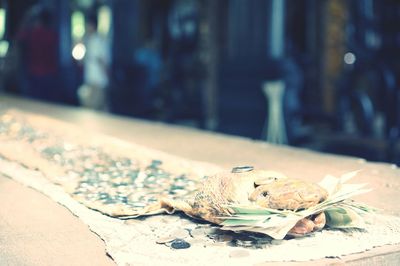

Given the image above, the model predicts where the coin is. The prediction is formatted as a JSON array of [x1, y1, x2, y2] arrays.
[[170, 239, 190, 249], [232, 234, 256, 248], [156, 236, 175, 244], [171, 229, 189, 239], [99, 192, 109, 200], [231, 166, 254, 173], [214, 234, 233, 242], [169, 189, 187, 196], [270, 239, 283, 245]]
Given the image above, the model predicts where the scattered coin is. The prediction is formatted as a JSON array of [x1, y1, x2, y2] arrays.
[[214, 234, 233, 242], [156, 236, 176, 244], [171, 229, 189, 239], [170, 238, 191, 249], [0, 112, 205, 221], [231, 166, 254, 173], [186, 238, 204, 245], [270, 239, 283, 245], [235, 239, 254, 247], [190, 228, 207, 238]]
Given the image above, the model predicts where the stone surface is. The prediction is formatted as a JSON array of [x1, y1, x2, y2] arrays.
[[0, 174, 114, 266]]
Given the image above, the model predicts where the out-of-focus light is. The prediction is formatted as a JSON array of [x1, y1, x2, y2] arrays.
[[0, 8, 6, 40], [72, 43, 86, 60], [98, 5, 111, 36], [0, 40, 9, 57], [344, 52, 356, 65], [72, 11, 85, 41]]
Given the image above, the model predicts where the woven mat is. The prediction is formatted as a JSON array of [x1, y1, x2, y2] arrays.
[[1, 110, 400, 265]]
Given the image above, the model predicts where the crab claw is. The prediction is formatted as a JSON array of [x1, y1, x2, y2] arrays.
[[288, 212, 326, 236]]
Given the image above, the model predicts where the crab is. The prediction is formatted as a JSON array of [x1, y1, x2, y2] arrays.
[[165, 166, 328, 237]]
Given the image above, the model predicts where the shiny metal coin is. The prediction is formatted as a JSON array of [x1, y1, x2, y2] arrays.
[[190, 228, 207, 238], [231, 166, 254, 173], [156, 236, 175, 244], [171, 229, 189, 239], [235, 239, 254, 247], [170, 239, 190, 249], [213, 234, 233, 242]]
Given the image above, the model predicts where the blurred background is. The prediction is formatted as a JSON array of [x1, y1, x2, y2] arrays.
[[0, 0, 399, 164]]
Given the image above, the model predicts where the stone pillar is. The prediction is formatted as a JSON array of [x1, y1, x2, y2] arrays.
[[198, 0, 219, 130]]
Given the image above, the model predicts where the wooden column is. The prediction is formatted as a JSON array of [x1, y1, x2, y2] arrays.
[[320, 0, 348, 114]]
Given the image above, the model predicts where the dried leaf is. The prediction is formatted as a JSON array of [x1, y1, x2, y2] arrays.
[[340, 170, 361, 183]]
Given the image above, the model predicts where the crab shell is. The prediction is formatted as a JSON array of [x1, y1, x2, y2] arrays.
[[187, 168, 328, 236], [249, 178, 328, 211]]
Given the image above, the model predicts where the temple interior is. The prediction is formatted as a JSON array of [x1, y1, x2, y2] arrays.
[[1, 0, 399, 164]]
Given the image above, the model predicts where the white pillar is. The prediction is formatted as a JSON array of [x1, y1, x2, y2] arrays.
[[269, 0, 285, 59]]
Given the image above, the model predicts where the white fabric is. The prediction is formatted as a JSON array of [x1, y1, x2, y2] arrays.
[[84, 34, 110, 89], [1, 157, 400, 265]]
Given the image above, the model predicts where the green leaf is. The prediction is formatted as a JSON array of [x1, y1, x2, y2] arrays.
[[324, 206, 364, 228]]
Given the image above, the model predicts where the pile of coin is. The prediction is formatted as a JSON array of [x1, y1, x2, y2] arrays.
[[0, 112, 200, 216]]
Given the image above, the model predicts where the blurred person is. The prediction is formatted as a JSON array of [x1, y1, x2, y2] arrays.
[[77, 14, 110, 110], [17, 7, 59, 101]]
